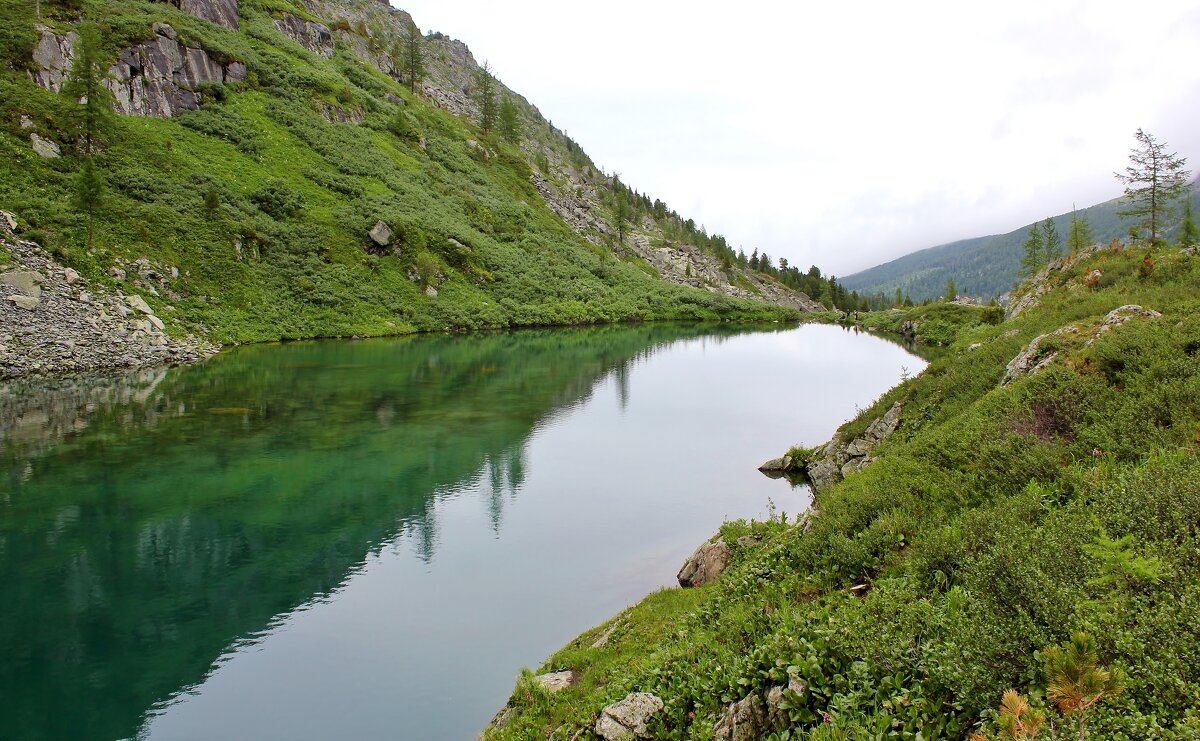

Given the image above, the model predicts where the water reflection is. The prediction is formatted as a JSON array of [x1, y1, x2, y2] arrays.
[[0, 323, 787, 741]]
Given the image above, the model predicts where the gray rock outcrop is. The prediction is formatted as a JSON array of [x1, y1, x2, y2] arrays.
[[158, 0, 240, 30], [532, 670, 577, 693], [30, 133, 61, 158], [368, 220, 393, 248], [804, 402, 902, 492], [29, 27, 77, 92], [713, 694, 767, 741], [677, 538, 732, 587], [1003, 305, 1162, 385], [274, 13, 335, 58], [595, 692, 664, 740], [30, 25, 245, 118], [758, 454, 793, 472]]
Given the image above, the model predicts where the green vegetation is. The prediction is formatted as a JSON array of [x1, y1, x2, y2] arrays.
[[1116, 129, 1191, 246], [0, 0, 797, 346], [487, 241, 1200, 739]]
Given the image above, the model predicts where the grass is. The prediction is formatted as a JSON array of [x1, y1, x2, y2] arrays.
[[485, 244, 1200, 739]]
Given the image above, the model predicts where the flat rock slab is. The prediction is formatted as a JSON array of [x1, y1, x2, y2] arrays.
[[533, 669, 577, 693]]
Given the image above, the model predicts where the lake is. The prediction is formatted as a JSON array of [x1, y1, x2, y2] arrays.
[[0, 322, 925, 740]]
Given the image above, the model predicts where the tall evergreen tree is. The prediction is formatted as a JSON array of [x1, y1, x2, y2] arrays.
[[1042, 217, 1062, 263], [474, 61, 498, 134], [1178, 198, 1199, 247], [945, 276, 956, 302], [498, 95, 521, 145], [1020, 222, 1045, 278], [398, 18, 424, 93], [1067, 205, 1094, 254], [1116, 128, 1191, 245], [74, 158, 105, 249], [62, 22, 114, 155]]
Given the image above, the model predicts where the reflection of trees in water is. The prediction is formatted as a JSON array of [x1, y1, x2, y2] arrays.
[[0, 322, 780, 741]]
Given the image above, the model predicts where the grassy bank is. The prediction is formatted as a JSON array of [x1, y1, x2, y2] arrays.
[[486, 243, 1200, 739]]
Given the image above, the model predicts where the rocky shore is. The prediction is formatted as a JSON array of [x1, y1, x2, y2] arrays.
[[0, 212, 218, 380]]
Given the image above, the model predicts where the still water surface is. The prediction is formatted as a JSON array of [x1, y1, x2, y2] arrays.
[[0, 323, 924, 740]]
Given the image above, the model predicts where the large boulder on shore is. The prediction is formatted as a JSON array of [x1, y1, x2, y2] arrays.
[[677, 538, 732, 587], [595, 692, 664, 740]]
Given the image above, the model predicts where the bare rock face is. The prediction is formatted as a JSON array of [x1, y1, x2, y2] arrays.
[[595, 693, 664, 740], [713, 694, 767, 741], [1003, 305, 1162, 385], [677, 538, 732, 587], [30, 25, 244, 118], [107, 26, 247, 117], [804, 402, 902, 492], [274, 13, 335, 58], [29, 27, 78, 92], [29, 133, 61, 158], [179, 0, 239, 30]]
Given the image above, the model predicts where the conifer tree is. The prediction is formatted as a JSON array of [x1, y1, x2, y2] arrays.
[[62, 22, 114, 155], [1067, 206, 1094, 254], [74, 158, 104, 249], [1042, 217, 1062, 263], [475, 62, 498, 134], [1116, 128, 1191, 245], [945, 276, 956, 302], [398, 18, 424, 93], [1178, 198, 1199, 247], [498, 95, 521, 145], [1020, 222, 1045, 278]]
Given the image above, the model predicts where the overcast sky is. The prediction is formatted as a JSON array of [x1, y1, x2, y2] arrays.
[[394, 0, 1200, 276]]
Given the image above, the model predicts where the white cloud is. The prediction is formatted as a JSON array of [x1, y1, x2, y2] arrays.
[[395, 0, 1200, 274]]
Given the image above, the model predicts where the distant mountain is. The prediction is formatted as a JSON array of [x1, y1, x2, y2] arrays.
[[842, 189, 1200, 301]]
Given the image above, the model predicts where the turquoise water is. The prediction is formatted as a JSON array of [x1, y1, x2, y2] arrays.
[[0, 323, 923, 740]]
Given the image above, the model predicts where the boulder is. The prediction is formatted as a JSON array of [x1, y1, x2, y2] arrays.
[[0, 212, 16, 232], [1104, 304, 1161, 326], [595, 692, 663, 740], [7, 295, 40, 311], [677, 538, 732, 587], [757, 454, 792, 472], [30, 133, 61, 158], [765, 675, 808, 728], [0, 271, 44, 297], [369, 220, 393, 247], [1003, 327, 1072, 384], [425, 285, 439, 298], [532, 670, 577, 693], [126, 295, 155, 315], [714, 694, 767, 741], [62, 268, 80, 285]]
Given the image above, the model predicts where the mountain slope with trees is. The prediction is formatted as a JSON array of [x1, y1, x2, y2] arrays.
[[0, 0, 820, 356], [842, 187, 1200, 302]]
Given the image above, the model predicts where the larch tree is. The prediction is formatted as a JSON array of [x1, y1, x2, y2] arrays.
[[62, 22, 114, 156], [498, 95, 521, 145], [1019, 222, 1045, 279], [398, 18, 424, 93], [1178, 198, 1199, 247], [1116, 128, 1191, 245], [1067, 205, 1094, 254], [1042, 217, 1063, 263], [474, 61, 498, 134]]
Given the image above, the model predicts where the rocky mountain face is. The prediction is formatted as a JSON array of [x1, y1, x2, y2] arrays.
[[25, 0, 818, 311]]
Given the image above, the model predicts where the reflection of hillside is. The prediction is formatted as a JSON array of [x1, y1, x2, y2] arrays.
[[0, 322, 775, 741]]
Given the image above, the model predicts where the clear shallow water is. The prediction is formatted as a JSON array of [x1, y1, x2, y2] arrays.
[[0, 323, 924, 741]]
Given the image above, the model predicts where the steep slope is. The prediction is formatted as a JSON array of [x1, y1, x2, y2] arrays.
[[843, 189, 1199, 301], [0, 0, 818, 365]]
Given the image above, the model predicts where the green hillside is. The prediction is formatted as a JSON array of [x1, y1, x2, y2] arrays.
[[485, 242, 1200, 739], [842, 190, 1200, 302], [0, 0, 801, 346]]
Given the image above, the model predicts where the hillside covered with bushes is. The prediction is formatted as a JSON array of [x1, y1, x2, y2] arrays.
[[0, 0, 815, 347], [485, 241, 1200, 739]]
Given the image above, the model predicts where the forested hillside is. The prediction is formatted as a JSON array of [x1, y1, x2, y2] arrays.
[[843, 189, 1200, 302], [0, 0, 818, 349]]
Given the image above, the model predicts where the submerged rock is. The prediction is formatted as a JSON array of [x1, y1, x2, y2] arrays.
[[595, 692, 663, 740], [677, 538, 731, 587]]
